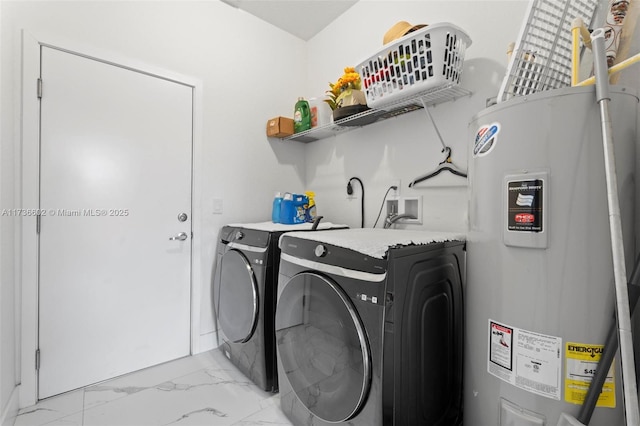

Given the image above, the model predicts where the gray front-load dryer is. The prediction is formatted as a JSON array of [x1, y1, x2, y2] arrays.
[[275, 228, 466, 425]]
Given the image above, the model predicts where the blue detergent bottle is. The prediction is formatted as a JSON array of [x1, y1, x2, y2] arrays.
[[279, 193, 294, 224], [280, 193, 309, 224], [292, 193, 309, 224], [272, 192, 283, 223]]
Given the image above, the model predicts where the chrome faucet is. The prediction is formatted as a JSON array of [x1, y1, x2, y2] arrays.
[[383, 213, 417, 229]]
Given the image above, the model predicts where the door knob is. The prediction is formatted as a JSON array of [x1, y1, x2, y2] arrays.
[[169, 232, 188, 241]]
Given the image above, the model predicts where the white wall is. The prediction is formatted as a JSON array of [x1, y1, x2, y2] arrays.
[[0, 0, 20, 421], [1, 0, 307, 410], [304, 0, 530, 232]]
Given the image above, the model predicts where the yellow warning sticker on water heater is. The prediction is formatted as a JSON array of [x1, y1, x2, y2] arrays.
[[565, 342, 615, 408]]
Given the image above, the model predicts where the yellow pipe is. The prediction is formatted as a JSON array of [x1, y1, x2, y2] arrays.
[[572, 26, 580, 86], [571, 18, 593, 86], [575, 52, 640, 86], [571, 18, 582, 86]]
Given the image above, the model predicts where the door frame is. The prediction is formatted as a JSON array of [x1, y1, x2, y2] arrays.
[[19, 29, 205, 407]]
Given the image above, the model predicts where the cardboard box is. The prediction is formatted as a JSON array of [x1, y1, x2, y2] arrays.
[[266, 116, 294, 138]]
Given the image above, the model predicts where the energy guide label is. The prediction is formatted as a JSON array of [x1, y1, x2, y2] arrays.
[[565, 342, 615, 408], [488, 320, 561, 400]]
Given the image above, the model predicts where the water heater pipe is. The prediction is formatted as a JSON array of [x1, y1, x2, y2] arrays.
[[591, 27, 639, 426]]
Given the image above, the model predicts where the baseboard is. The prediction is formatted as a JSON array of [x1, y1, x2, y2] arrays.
[[0, 385, 20, 426], [196, 330, 219, 354]]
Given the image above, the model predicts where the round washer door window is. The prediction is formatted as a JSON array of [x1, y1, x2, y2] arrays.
[[218, 249, 258, 343], [275, 272, 371, 423]]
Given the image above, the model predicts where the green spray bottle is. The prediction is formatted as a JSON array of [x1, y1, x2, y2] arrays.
[[293, 97, 311, 133]]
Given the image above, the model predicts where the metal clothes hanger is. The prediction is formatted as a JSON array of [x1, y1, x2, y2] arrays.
[[408, 99, 468, 188]]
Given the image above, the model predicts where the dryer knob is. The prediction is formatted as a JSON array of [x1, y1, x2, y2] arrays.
[[314, 244, 327, 258], [235, 231, 244, 240]]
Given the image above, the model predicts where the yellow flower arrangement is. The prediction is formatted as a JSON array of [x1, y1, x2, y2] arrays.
[[325, 67, 363, 110]]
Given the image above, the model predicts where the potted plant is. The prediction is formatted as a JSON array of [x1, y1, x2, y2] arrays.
[[325, 67, 370, 122]]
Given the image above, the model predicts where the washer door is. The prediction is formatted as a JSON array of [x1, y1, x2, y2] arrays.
[[275, 272, 371, 423], [218, 249, 258, 343]]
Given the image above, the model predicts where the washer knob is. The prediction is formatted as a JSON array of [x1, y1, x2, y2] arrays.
[[314, 244, 327, 257], [235, 231, 244, 240]]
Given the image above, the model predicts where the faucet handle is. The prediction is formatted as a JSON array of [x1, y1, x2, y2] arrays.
[[384, 213, 417, 229]]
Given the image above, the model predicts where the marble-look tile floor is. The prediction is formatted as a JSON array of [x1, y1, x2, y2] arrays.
[[13, 349, 294, 426]]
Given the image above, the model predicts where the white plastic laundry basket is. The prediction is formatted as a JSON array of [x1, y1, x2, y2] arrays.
[[356, 22, 472, 110]]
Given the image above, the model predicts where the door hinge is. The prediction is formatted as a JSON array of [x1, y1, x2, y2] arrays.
[[37, 78, 43, 99], [36, 215, 41, 234], [35, 349, 40, 370]]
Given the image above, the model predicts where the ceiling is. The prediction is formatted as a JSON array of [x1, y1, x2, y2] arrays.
[[220, 0, 359, 40]]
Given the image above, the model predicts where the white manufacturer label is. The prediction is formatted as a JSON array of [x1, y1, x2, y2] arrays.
[[488, 319, 562, 400]]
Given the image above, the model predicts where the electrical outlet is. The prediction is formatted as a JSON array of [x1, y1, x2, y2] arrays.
[[391, 179, 401, 197]]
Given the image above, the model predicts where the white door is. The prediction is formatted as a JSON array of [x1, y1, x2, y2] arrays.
[[38, 46, 193, 399]]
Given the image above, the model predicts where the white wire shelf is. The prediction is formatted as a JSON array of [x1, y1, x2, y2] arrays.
[[282, 84, 472, 143], [497, 0, 599, 102]]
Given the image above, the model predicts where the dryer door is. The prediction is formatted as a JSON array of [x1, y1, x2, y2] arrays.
[[218, 249, 259, 343], [275, 272, 371, 423]]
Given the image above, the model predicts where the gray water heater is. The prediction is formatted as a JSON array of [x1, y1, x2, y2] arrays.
[[466, 86, 638, 425]]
